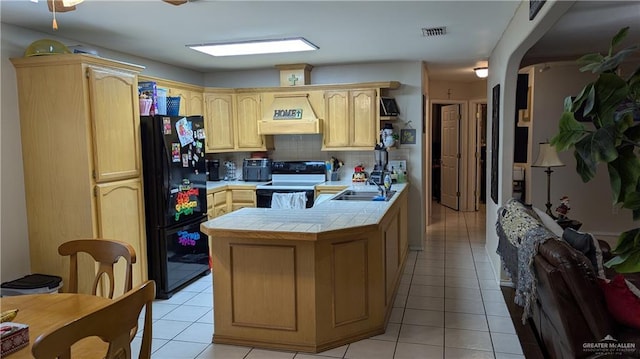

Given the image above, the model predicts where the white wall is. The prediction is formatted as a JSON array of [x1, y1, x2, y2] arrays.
[[486, 0, 575, 282], [530, 61, 637, 236], [206, 62, 426, 249]]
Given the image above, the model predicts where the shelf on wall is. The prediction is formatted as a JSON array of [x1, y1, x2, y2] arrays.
[[380, 116, 399, 121]]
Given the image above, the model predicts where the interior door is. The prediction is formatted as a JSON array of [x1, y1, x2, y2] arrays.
[[441, 104, 460, 210]]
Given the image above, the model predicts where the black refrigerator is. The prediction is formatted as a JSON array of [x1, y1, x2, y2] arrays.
[[140, 115, 210, 299]]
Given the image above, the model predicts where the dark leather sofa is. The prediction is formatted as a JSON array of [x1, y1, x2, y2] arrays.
[[532, 239, 640, 358]]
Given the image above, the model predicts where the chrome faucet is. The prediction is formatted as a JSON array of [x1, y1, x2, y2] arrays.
[[367, 178, 386, 197]]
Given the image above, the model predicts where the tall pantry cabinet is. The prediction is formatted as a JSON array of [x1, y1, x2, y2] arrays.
[[11, 54, 148, 297]]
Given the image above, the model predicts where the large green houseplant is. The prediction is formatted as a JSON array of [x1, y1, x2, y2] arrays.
[[551, 27, 640, 273]]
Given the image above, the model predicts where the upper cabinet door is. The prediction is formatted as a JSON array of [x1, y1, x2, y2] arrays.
[[350, 89, 377, 148], [236, 93, 264, 149], [204, 93, 235, 152], [87, 66, 141, 182], [323, 90, 350, 148], [189, 90, 204, 116]]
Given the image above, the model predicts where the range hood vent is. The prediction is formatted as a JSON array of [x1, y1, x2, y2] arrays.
[[259, 93, 322, 135]]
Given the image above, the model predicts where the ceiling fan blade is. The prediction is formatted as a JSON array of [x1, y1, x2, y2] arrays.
[[47, 0, 76, 13], [163, 0, 189, 5]]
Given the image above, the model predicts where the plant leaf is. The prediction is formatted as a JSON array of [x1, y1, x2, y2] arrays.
[[608, 145, 640, 205], [607, 251, 640, 273], [574, 143, 597, 182], [595, 46, 640, 73], [611, 228, 640, 255], [623, 191, 640, 212], [593, 73, 629, 126], [608, 163, 622, 204], [610, 26, 630, 51], [577, 52, 605, 67], [591, 126, 619, 162], [550, 112, 586, 151]]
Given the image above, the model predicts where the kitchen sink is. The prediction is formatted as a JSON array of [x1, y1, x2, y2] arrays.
[[332, 190, 396, 201]]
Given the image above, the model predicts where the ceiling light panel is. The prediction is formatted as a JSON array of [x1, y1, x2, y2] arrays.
[[188, 37, 318, 57]]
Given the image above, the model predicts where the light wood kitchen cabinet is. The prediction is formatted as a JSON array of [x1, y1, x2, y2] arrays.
[[11, 54, 147, 295], [211, 190, 229, 219], [137, 76, 204, 116], [204, 92, 235, 152], [94, 178, 147, 297], [189, 90, 204, 116], [89, 67, 141, 182], [167, 87, 204, 116], [236, 93, 266, 150], [204, 91, 272, 153], [323, 89, 379, 150], [230, 188, 256, 211]]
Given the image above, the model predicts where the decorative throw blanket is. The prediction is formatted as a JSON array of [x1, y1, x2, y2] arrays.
[[496, 199, 557, 324]]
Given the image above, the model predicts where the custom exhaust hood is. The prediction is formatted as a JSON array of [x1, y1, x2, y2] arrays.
[[258, 93, 322, 135], [258, 63, 321, 135]]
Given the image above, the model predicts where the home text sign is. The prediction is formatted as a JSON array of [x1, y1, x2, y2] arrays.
[[273, 109, 303, 120]]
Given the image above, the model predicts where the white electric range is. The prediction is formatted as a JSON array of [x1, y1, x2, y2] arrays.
[[255, 161, 327, 208]]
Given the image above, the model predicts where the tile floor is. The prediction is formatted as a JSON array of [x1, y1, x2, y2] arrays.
[[133, 204, 525, 358]]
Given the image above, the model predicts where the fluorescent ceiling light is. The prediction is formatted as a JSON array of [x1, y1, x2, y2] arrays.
[[474, 67, 488, 78], [188, 37, 318, 57]]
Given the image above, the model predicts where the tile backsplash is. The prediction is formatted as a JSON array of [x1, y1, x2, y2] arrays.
[[207, 134, 412, 180]]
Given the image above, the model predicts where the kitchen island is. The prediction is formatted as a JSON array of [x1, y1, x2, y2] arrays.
[[200, 184, 408, 353]]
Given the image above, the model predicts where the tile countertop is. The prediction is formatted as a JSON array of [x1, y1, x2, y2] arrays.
[[201, 183, 407, 234]]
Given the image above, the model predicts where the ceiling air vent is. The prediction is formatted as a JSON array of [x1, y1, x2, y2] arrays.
[[422, 26, 446, 37]]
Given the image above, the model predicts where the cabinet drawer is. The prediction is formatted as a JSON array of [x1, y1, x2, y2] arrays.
[[213, 191, 227, 206], [231, 189, 255, 203]]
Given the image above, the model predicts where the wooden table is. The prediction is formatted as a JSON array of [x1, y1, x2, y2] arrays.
[[1, 293, 111, 358]]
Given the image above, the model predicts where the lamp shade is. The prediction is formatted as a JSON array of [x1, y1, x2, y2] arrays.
[[532, 142, 564, 167]]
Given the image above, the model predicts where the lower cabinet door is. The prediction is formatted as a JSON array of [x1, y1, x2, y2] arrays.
[[95, 178, 148, 297]]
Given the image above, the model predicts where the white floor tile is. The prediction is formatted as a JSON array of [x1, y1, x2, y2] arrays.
[[491, 333, 524, 355], [408, 284, 445, 298], [487, 315, 517, 334], [195, 343, 251, 359], [444, 312, 489, 331], [343, 338, 396, 359], [245, 348, 296, 358], [411, 274, 445, 286], [161, 304, 212, 322], [402, 308, 444, 327], [444, 328, 493, 351], [152, 340, 210, 359], [370, 322, 400, 341], [152, 319, 192, 340], [312, 344, 348, 358], [173, 322, 214, 344], [444, 347, 495, 358], [444, 298, 486, 315], [398, 324, 444, 346], [184, 292, 214, 307], [405, 295, 445, 311], [393, 342, 443, 358], [483, 300, 511, 317]]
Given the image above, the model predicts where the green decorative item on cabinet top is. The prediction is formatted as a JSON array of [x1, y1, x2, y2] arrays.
[[24, 39, 71, 57]]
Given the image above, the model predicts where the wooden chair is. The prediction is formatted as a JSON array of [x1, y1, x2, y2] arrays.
[[31, 280, 155, 359], [58, 238, 136, 298]]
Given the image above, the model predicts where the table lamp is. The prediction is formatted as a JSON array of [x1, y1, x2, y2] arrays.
[[532, 142, 565, 218]]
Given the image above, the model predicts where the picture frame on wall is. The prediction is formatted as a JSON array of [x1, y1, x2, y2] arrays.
[[491, 84, 500, 205], [400, 129, 416, 144]]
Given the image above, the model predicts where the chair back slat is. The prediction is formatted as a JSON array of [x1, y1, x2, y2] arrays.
[[59, 238, 136, 298]]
